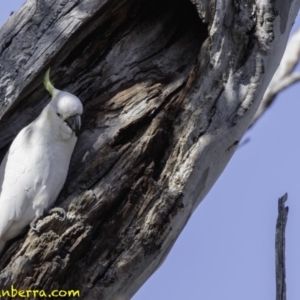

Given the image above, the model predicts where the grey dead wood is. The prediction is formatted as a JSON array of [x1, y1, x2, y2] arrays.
[[276, 194, 289, 300], [0, 0, 299, 299], [250, 28, 300, 128]]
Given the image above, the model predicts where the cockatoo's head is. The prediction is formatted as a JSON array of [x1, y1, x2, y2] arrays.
[[44, 69, 83, 138]]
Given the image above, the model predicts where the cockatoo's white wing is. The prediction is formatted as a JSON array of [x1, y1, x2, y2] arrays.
[[0, 151, 12, 237], [0, 124, 50, 239]]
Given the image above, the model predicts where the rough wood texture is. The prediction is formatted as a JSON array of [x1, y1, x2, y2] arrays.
[[275, 194, 289, 300], [0, 0, 299, 299]]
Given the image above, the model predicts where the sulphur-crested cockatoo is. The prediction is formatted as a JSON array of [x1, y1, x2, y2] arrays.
[[0, 69, 83, 253]]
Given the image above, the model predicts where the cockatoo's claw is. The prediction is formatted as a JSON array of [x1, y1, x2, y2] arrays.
[[30, 224, 39, 232], [49, 207, 67, 222], [61, 209, 66, 221], [30, 216, 43, 232]]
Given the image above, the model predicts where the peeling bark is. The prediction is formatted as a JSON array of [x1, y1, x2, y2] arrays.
[[0, 0, 299, 299]]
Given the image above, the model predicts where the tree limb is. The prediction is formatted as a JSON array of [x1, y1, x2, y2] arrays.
[[275, 193, 289, 300], [250, 28, 300, 128]]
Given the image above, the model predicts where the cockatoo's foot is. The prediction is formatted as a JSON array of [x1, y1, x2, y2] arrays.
[[30, 215, 44, 232], [48, 207, 67, 222], [30, 208, 66, 232]]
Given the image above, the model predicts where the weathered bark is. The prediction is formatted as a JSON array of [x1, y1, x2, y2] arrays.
[[0, 0, 299, 299]]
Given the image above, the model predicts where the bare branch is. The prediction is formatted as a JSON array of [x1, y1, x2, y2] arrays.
[[250, 29, 300, 128], [275, 193, 289, 300]]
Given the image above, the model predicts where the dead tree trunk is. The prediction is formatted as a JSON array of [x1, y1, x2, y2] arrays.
[[0, 0, 299, 299]]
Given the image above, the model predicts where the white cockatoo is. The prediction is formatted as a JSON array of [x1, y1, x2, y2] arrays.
[[0, 69, 83, 253]]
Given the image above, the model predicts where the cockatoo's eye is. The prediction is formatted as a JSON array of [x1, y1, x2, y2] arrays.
[[57, 112, 61, 117]]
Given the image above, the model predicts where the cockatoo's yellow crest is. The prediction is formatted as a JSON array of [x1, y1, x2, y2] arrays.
[[44, 68, 58, 98]]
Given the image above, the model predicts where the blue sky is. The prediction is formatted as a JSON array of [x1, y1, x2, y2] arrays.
[[0, 2, 299, 299]]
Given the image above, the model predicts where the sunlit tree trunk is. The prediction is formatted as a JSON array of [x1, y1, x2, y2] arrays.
[[0, 0, 299, 299]]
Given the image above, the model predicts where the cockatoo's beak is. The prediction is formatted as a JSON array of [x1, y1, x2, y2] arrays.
[[65, 114, 81, 137]]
